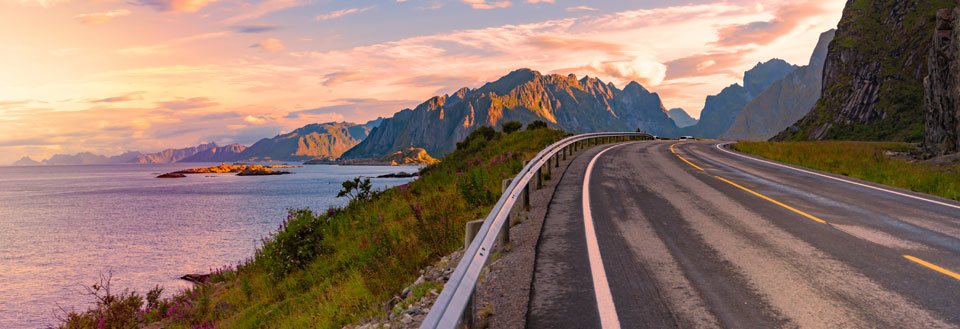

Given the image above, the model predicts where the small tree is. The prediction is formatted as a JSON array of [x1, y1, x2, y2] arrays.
[[337, 177, 374, 202], [502, 121, 523, 134], [526, 120, 548, 130]]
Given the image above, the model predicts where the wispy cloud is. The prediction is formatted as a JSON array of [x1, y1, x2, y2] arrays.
[[157, 97, 218, 110], [232, 23, 279, 34], [224, 0, 308, 24], [74, 9, 131, 25], [130, 0, 215, 13], [566, 6, 597, 12], [315, 6, 375, 21], [90, 92, 145, 103], [463, 0, 511, 10]]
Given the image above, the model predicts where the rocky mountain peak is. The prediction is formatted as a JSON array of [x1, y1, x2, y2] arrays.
[[743, 59, 797, 96], [479, 68, 542, 95]]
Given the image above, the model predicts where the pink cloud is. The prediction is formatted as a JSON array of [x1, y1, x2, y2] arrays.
[[132, 0, 215, 12], [463, 0, 511, 10], [713, 1, 830, 46], [315, 7, 375, 21], [251, 38, 285, 52], [74, 9, 131, 25]]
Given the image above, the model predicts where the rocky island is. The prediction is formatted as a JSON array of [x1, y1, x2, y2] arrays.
[[156, 164, 293, 178]]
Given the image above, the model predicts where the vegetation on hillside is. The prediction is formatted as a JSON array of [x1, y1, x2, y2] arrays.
[[733, 141, 960, 201], [58, 127, 566, 329]]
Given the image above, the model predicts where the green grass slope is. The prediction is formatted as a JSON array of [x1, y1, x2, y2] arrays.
[[58, 128, 566, 329], [733, 141, 960, 201]]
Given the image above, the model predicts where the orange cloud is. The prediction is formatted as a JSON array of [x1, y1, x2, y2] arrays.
[[251, 38, 285, 52], [713, 1, 830, 46]]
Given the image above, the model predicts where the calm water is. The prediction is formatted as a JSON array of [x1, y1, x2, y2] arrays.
[[0, 164, 418, 328]]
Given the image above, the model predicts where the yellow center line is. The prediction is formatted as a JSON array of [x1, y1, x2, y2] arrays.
[[903, 255, 960, 281], [672, 143, 960, 281], [713, 176, 828, 224], [670, 143, 704, 171]]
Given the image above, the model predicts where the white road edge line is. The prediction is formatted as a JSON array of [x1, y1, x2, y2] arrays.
[[583, 143, 630, 329], [715, 143, 960, 211]]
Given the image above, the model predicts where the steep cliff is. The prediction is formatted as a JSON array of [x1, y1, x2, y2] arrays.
[[776, 0, 956, 142], [723, 30, 836, 141], [681, 59, 797, 138], [341, 69, 677, 159], [923, 7, 960, 156], [239, 121, 379, 161]]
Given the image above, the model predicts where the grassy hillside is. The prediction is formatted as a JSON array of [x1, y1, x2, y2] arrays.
[[733, 141, 960, 201], [59, 127, 566, 329]]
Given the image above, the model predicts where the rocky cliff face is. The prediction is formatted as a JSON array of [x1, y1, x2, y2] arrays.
[[923, 7, 960, 156], [723, 30, 836, 141], [776, 0, 956, 142], [341, 69, 678, 159], [239, 121, 378, 161], [667, 108, 698, 128], [180, 144, 248, 162], [130, 143, 217, 164], [681, 59, 797, 138]]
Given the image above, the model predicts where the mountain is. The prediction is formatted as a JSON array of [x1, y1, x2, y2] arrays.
[[239, 121, 380, 161], [129, 143, 217, 164], [680, 59, 797, 138], [43, 152, 110, 165], [923, 6, 960, 156], [11, 156, 41, 166], [180, 144, 248, 162], [667, 108, 698, 128], [775, 0, 956, 142], [722, 30, 836, 141], [341, 68, 678, 159]]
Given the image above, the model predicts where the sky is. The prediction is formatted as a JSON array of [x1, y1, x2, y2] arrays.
[[0, 0, 845, 164]]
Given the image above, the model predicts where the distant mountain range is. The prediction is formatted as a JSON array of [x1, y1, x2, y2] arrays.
[[343, 69, 678, 159], [15, 120, 382, 166], [722, 30, 835, 141], [667, 108, 697, 128], [679, 59, 798, 139]]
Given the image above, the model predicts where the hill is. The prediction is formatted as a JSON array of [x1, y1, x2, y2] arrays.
[[667, 108, 697, 128], [239, 120, 381, 162]]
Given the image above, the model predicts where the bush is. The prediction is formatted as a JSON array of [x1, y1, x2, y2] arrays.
[[501, 121, 522, 134], [526, 120, 548, 130], [57, 272, 168, 329], [338, 177, 374, 203], [456, 126, 500, 151], [261, 209, 329, 278]]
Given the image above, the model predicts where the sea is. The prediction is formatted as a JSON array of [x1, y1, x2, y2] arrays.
[[0, 163, 419, 328]]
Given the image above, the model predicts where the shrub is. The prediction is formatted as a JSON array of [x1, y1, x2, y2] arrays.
[[337, 177, 374, 202], [456, 126, 500, 151], [501, 121, 523, 134], [261, 209, 329, 278], [526, 120, 548, 130]]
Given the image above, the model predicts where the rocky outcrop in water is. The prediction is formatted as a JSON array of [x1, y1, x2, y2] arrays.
[[341, 69, 678, 159], [723, 30, 835, 141], [776, 0, 954, 142], [924, 7, 960, 156]]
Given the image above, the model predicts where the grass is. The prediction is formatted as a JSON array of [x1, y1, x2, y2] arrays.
[[58, 127, 567, 329], [733, 141, 960, 201]]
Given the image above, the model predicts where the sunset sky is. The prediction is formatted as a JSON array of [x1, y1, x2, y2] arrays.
[[0, 0, 844, 163]]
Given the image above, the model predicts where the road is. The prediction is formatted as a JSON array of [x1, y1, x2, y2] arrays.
[[526, 140, 960, 328]]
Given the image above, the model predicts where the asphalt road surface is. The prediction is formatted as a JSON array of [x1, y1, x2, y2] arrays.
[[527, 140, 960, 328]]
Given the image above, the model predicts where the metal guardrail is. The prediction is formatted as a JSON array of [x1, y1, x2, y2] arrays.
[[421, 132, 654, 329]]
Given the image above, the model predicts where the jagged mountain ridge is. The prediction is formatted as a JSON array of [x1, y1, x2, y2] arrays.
[[775, 0, 957, 141], [180, 144, 248, 163], [130, 143, 217, 164], [341, 68, 678, 159], [722, 29, 836, 141], [680, 59, 798, 138], [239, 120, 381, 161], [667, 108, 698, 128]]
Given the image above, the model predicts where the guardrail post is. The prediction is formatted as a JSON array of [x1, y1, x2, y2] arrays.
[[500, 179, 512, 246], [535, 168, 542, 190], [523, 182, 530, 210], [462, 219, 483, 328], [544, 159, 551, 179]]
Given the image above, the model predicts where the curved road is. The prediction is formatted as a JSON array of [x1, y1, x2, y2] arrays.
[[527, 140, 960, 328]]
